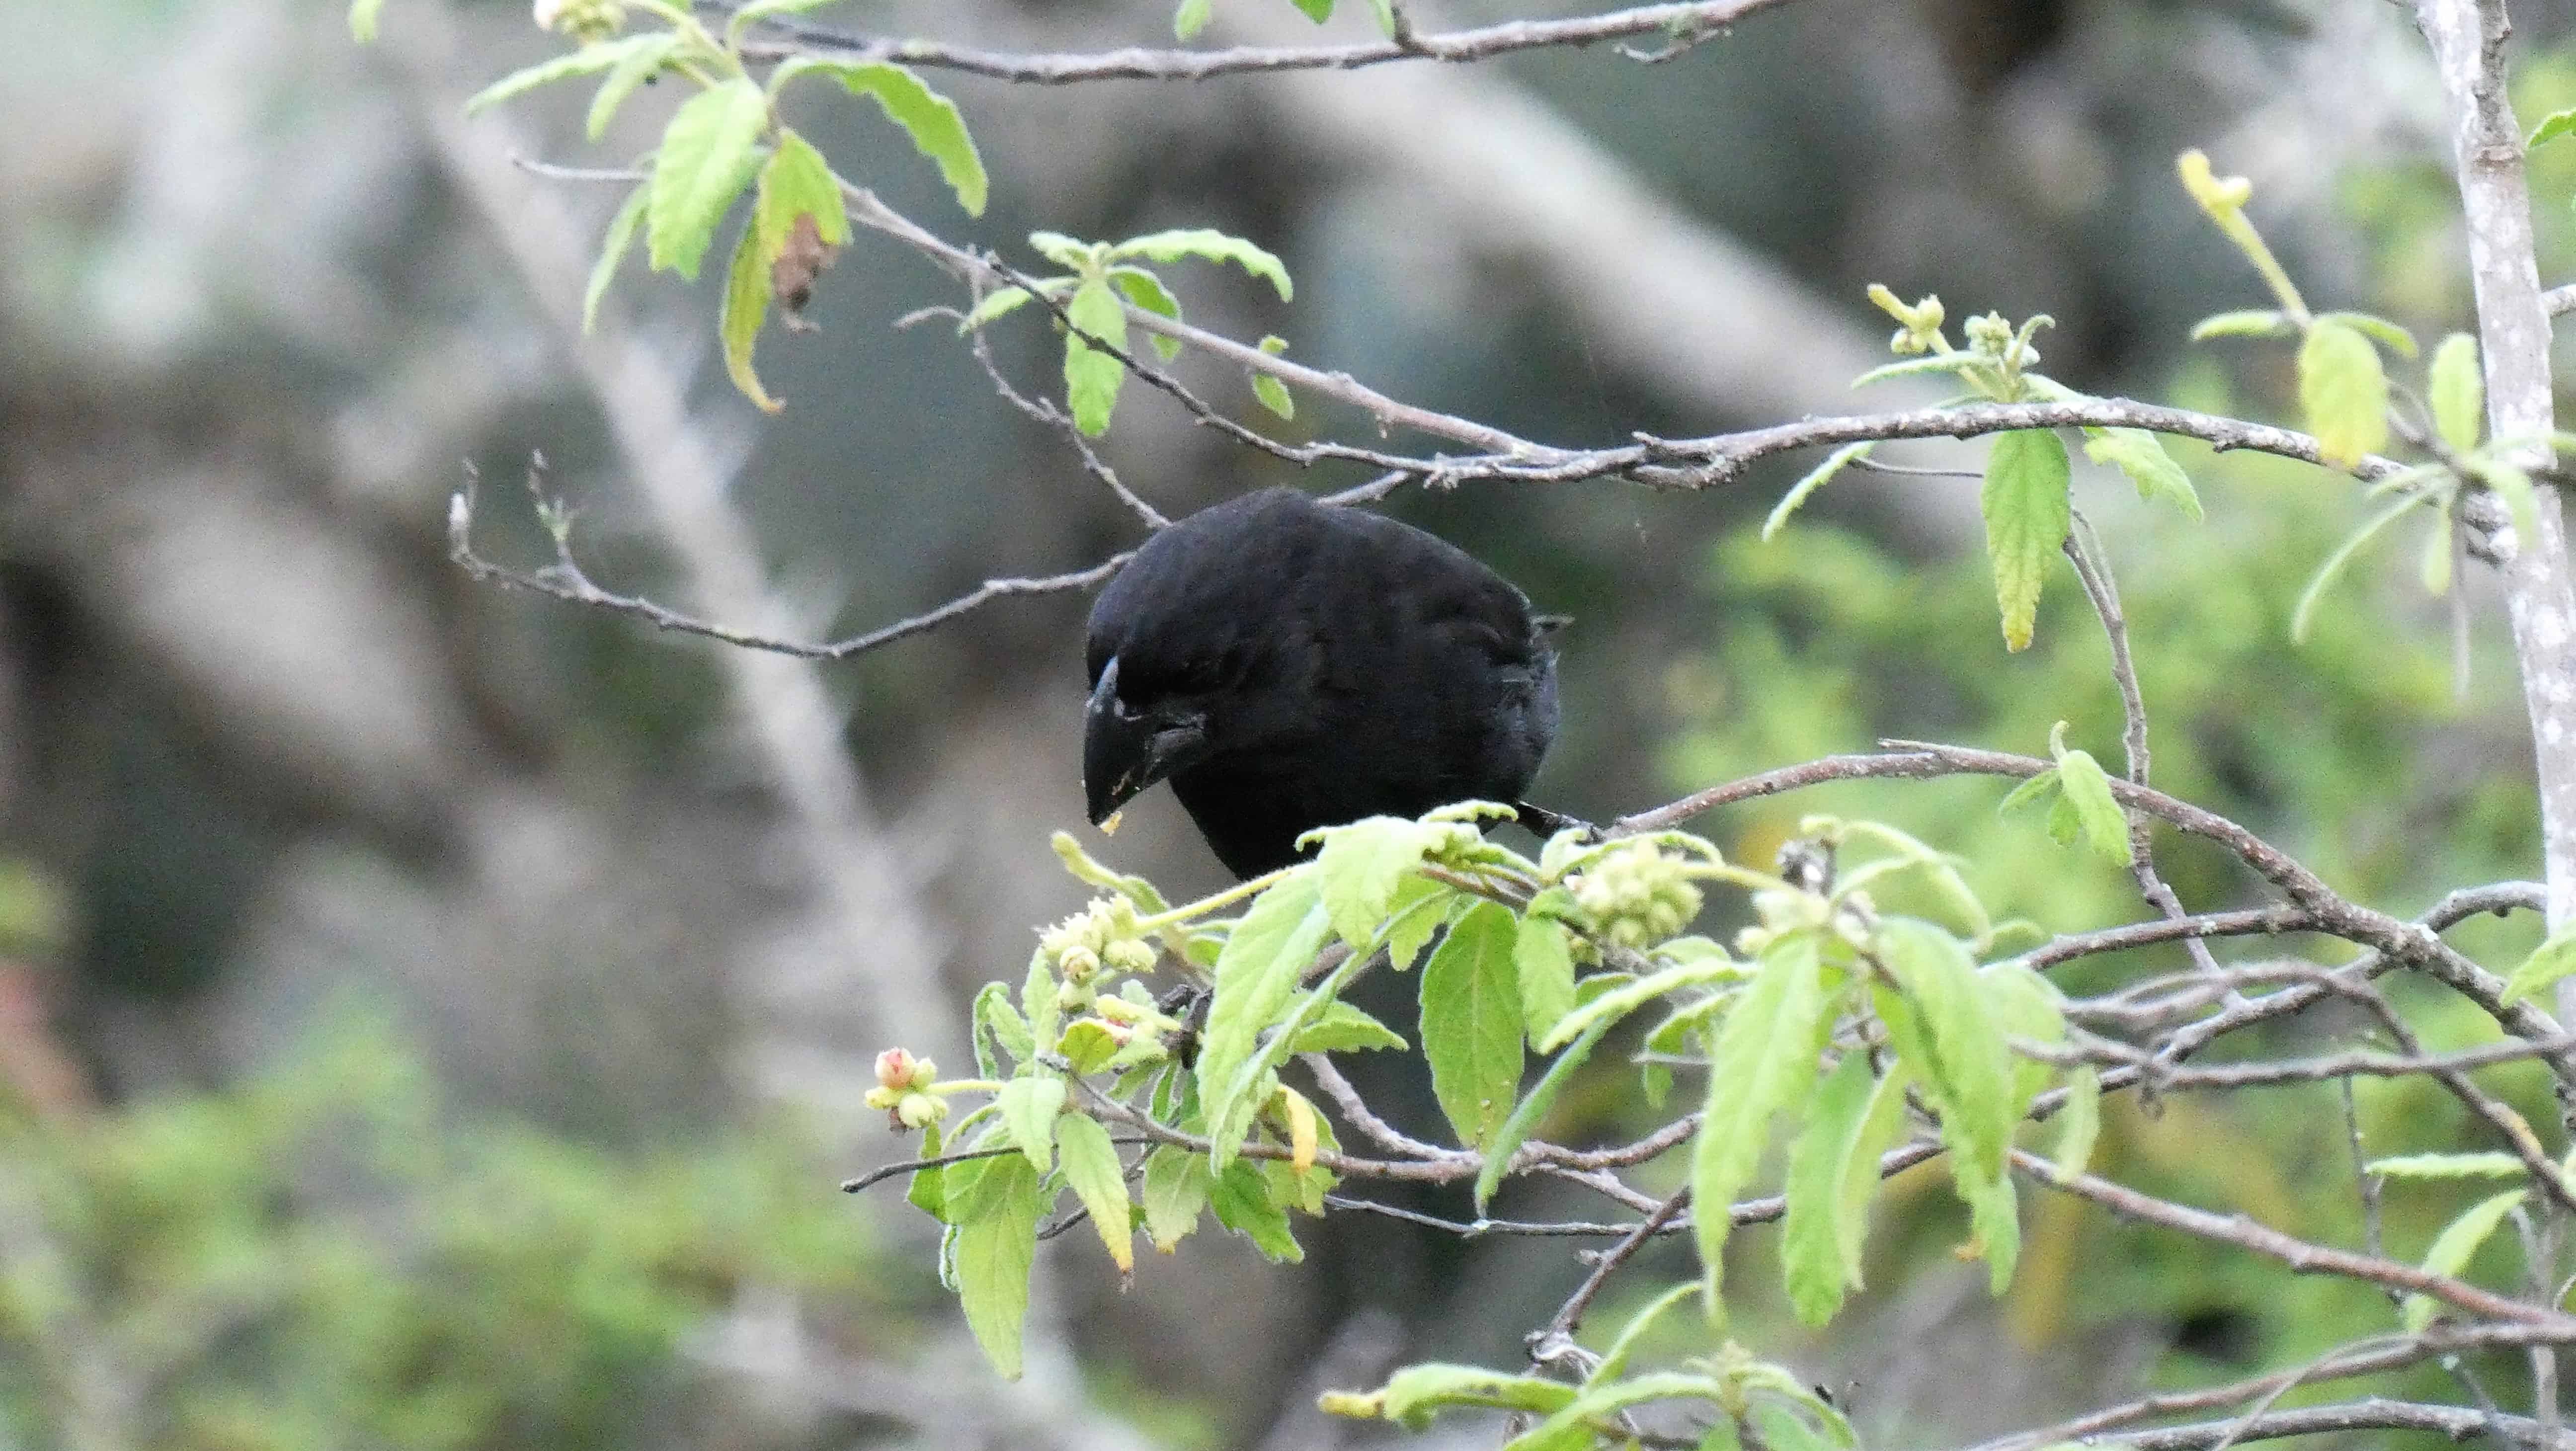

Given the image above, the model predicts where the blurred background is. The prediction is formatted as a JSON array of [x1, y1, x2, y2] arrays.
[[3, 0, 2574, 1446]]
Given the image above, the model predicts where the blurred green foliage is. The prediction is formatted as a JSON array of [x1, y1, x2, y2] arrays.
[[0, 1018, 885, 1451]]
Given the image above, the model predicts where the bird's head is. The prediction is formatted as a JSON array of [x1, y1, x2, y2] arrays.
[[1084, 656, 1214, 827]]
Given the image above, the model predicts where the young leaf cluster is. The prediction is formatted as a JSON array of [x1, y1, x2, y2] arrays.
[[960, 229, 1296, 435]]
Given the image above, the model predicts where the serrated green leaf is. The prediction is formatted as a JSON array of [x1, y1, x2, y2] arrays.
[[996, 1075, 1064, 1174], [1210, 1159, 1301, 1261], [904, 1120, 949, 1220], [1106, 228, 1292, 301], [1764, 442, 1874, 542], [1506, 1373, 1730, 1451], [1834, 1064, 1912, 1281], [2534, 108, 2576, 147], [1540, 956, 1745, 1053], [953, 1153, 1042, 1377], [1850, 354, 1984, 388], [1108, 267, 1185, 361], [349, 0, 386, 42], [1368, 1365, 1579, 1431], [757, 129, 850, 250], [2318, 311, 2418, 358], [2188, 308, 2293, 340], [1959, 1170, 2019, 1293], [1174, 0, 1213, 39], [2049, 745, 2131, 867], [1142, 1145, 1212, 1250], [1288, 999, 1407, 1053], [718, 221, 780, 412], [582, 183, 651, 334], [1694, 932, 1831, 1316], [1474, 1014, 1611, 1210], [2299, 320, 2391, 469], [1979, 429, 2071, 651], [2291, 494, 2421, 644], [2429, 332, 2484, 454], [769, 59, 987, 215], [974, 980, 1033, 1078], [1996, 768, 2060, 818], [1421, 901, 1526, 1151], [1055, 1019, 1120, 1075], [1872, 918, 2012, 1187], [1288, 0, 1334, 21], [1590, 1282, 1697, 1388], [586, 31, 678, 140], [1196, 872, 1333, 1169], [1064, 276, 1129, 436], [1251, 336, 1293, 419], [1782, 1050, 1877, 1325], [959, 285, 1041, 332], [646, 79, 769, 280], [1515, 915, 1578, 1044], [2502, 926, 2576, 1006], [1028, 231, 1096, 271], [2369, 1151, 2530, 1180], [2049, 1066, 2101, 1182], [1022, 951, 1061, 1061], [1053, 1113, 1134, 1273], [467, 34, 669, 116], [1310, 816, 1442, 949], [2081, 427, 2202, 521], [2402, 1188, 2525, 1332]]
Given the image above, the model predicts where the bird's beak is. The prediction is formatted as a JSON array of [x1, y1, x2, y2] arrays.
[[1084, 659, 1209, 826]]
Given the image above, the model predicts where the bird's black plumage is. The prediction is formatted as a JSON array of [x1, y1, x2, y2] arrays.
[[1083, 487, 1560, 878]]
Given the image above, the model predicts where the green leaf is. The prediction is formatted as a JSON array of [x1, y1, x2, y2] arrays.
[[349, 0, 386, 42], [2502, 927, 2576, 1007], [952, 1153, 1042, 1377], [1540, 955, 1746, 1053], [2291, 494, 2421, 644], [1590, 1282, 1697, 1388], [1850, 354, 1984, 388], [1053, 1113, 1134, 1273], [996, 1075, 1065, 1174], [1022, 951, 1062, 1064], [1693, 932, 1831, 1316], [2533, 107, 2576, 147], [1763, 442, 1874, 542], [1515, 915, 1578, 1044], [1029, 230, 1097, 272], [770, 59, 987, 215], [586, 32, 678, 140], [646, 79, 769, 281], [2048, 743, 2131, 867], [718, 221, 780, 412], [1055, 1019, 1120, 1076], [1107, 228, 1293, 302], [1978, 429, 2071, 651], [1474, 1014, 1612, 1210], [1142, 1145, 1212, 1250], [1288, 0, 1334, 22], [2429, 332, 2484, 454], [1420, 901, 1527, 1151], [2317, 311, 2418, 358], [1362, 0, 1397, 34], [1174, 0, 1213, 39], [904, 1120, 949, 1220], [973, 980, 1033, 1077], [728, 0, 848, 42], [2049, 1066, 2101, 1182], [1210, 1159, 1301, 1262], [1287, 999, 1407, 1053], [1507, 1374, 1730, 1451], [1367, 1366, 1579, 1431], [1958, 1170, 2020, 1294], [582, 183, 651, 335], [1834, 1065, 1913, 1281], [2081, 427, 2202, 522], [1995, 767, 2061, 818], [1871, 918, 2012, 1187], [1309, 816, 1442, 950], [2298, 320, 2391, 469], [1195, 872, 1334, 1170], [1064, 277, 1129, 437], [1252, 334, 1293, 419], [1048, 830, 1172, 916], [2368, 1151, 2531, 1180], [1108, 267, 1185, 361], [2188, 308, 2293, 340], [959, 285, 1041, 332], [757, 129, 852, 249], [467, 34, 669, 115], [1781, 1051, 1877, 1325], [2402, 1188, 2525, 1332]]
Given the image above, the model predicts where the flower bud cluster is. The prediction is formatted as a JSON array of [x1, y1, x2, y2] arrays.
[[865, 1047, 947, 1129], [1040, 896, 1158, 985], [1567, 842, 1702, 950], [533, 0, 625, 41], [1868, 284, 1946, 355]]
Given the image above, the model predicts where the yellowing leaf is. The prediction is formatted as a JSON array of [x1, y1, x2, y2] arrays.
[[718, 221, 781, 412]]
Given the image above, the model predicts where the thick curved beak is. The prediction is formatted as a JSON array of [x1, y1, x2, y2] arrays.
[[1083, 659, 1207, 826]]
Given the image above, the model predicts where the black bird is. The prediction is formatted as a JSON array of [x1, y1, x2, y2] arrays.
[[1083, 487, 1562, 878]]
